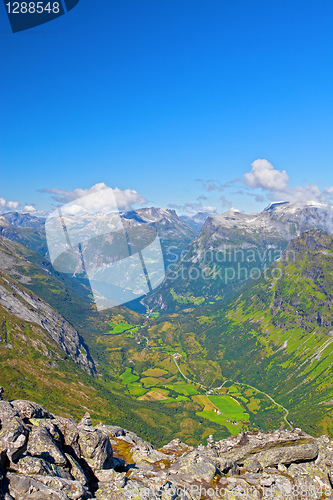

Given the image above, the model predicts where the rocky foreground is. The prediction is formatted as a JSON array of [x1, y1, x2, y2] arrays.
[[1, 399, 333, 499]]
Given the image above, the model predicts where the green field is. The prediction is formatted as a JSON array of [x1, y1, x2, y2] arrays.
[[128, 383, 148, 397], [165, 383, 199, 396], [149, 312, 160, 318], [106, 322, 137, 334], [141, 368, 168, 377], [141, 376, 167, 387], [196, 411, 241, 435], [120, 367, 139, 385], [209, 395, 249, 420]]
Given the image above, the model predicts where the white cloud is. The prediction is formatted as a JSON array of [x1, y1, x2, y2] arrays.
[[24, 205, 37, 212], [201, 206, 217, 213], [271, 183, 324, 205], [0, 197, 20, 212], [240, 159, 333, 207], [7, 201, 20, 210], [244, 159, 289, 191], [113, 187, 147, 211], [41, 183, 147, 213], [168, 201, 217, 214]]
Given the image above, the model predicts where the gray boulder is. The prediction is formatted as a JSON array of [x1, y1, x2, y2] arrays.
[[96, 423, 153, 451], [29, 418, 63, 445], [11, 401, 52, 420], [0, 402, 28, 462], [5, 472, 70, 500], [53, 416, 81, 458], [28, 475, 90, 500], [131, 444, 170, 465], [27, 425, 67, 466], [216, 429, 316, 465], [95, 479, 192, 500], [243, 442, 319, 468], [65, 453, 88, 486], [168, 450, 217, 483], [14, 455, 71, 479], [77, 414, 113, 471]]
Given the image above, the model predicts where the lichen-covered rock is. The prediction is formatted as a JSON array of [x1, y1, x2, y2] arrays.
[[11, 401, 52, 420], [5, 472, 71, 500], [0, 402, 20, 422], [93, 468, 118, 482], [95, 480, 146, 500], [77, 415, 113, 471], [216, 429, 316, 465], [65, 453, 88, 486], [0, 403, 28, 462], [29, 417, 63, 445], [27, 425, 67, 466], [96, 423, 153, 451], [168, 450, 217, 483], [243, 441, 319, 468], [95, 479, 193, 500], [131, 444, 170, 465], [2, 398, 333, 499], [14, 455, 71, 479], [28, 475, 90, 500], [53, 416, 81, 458]]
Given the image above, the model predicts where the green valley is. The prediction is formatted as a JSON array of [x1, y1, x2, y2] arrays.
[[3, 224, 333, 446]]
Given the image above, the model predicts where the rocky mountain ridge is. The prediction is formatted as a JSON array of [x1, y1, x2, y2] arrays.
[[1, 212, 45, 229], [0, 396, 333, 499]]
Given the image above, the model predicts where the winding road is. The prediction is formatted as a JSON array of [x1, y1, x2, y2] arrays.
[[172, 353, 292, 430], [138, 326, 292, 430]]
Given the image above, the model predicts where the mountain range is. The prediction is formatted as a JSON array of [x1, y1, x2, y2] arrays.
[[145, 201, 333, 313], [1, 202, 333, 445]]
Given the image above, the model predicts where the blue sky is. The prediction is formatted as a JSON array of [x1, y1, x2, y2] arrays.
[[0, 0, 332, 215]]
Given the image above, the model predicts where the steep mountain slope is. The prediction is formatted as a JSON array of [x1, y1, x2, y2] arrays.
[[146, 201, 333, 313], [179, 211, 210, 232], [142, 229, 333, 436], [0, 272, 95, 374]]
